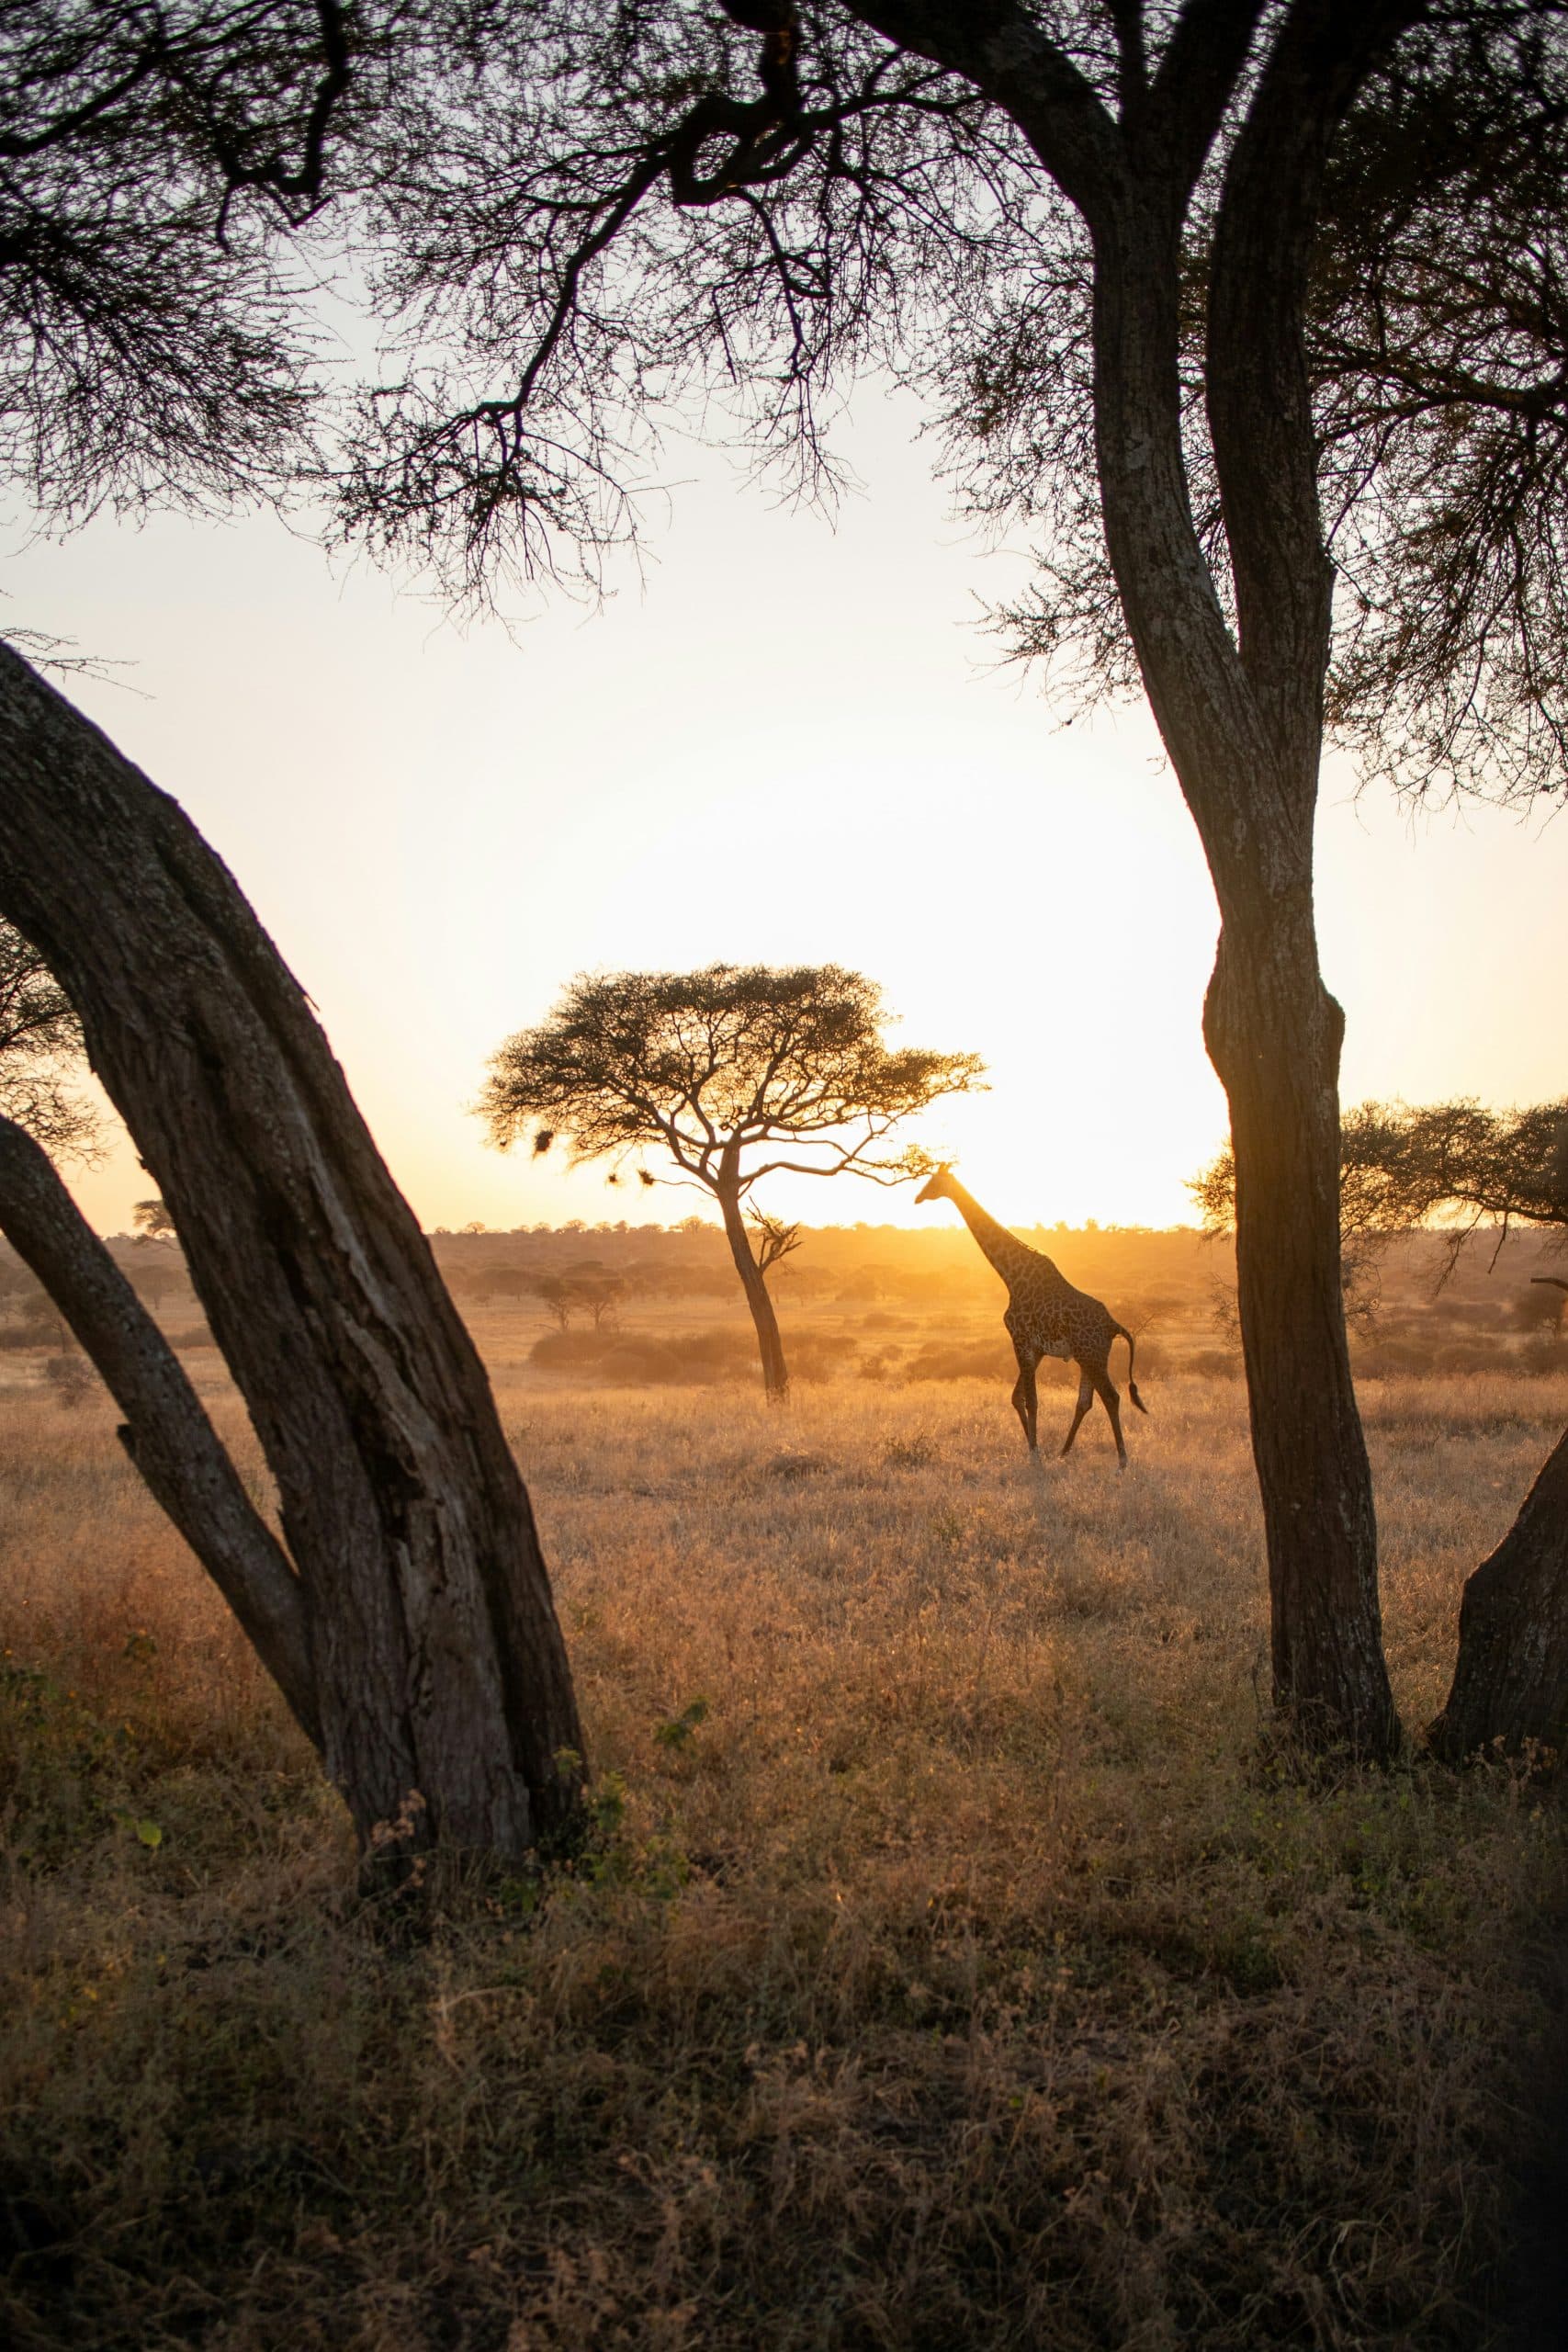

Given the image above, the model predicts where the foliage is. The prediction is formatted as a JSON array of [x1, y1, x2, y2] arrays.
[[970, 9, 1568, 802], [479, 962, 985, 1208], [1193, 1096, 1568, 1286], [130, 1197, 177, 1245], [0, 920, 98, 1159], [5, 6, 1567, 801], [0, 0, 343, 526]]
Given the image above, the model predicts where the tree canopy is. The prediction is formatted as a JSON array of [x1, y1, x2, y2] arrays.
[[1193, 1097, 1568, 1272], [7, 3, 1566, 802], [479, 962, 984, 1193]]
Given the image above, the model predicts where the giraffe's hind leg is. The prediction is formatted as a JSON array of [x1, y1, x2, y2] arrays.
[[1060, 1369, 1094, 1457], [1092, 1364, 1129, 1469], [1010, 1352, 1040, 1451]]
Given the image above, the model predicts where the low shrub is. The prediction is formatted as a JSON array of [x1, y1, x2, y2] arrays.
[[531, 1327, 756, 1385], [904, 1335, 1033, 1384], [529, 1329, 615, 1372], [40, 1353, 96, 1408], [1429, 1340, 1515, 1375], [529, 1325, 865, 1385]]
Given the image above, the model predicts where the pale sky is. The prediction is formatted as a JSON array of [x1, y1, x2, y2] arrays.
[[7, 393, 1566, 1237]]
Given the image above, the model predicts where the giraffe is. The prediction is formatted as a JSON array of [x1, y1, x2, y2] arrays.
[[915, 1165, 1148, 1465]]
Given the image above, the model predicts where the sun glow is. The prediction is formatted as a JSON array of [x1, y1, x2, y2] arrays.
[[12, 393, 1567, 1242]]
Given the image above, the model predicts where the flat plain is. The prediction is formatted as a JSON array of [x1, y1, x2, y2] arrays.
[[2, 1236, 1567, 2348]]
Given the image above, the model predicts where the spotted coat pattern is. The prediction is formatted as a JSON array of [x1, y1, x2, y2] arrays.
[[915, 1166, 1148, 1464]]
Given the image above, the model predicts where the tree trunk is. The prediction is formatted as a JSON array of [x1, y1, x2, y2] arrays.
[[1429, 1425, 1568, 1764], [1204, 907, 1398, 1758], [716, 1162, 788, 1398], [0, 642, 583, 1865], [0, 1114, 321, 1747], [1082, 164, 1400, 1759]]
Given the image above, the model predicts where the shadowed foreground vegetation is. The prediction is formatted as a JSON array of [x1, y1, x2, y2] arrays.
[[3, 1359, 1566, 2348]]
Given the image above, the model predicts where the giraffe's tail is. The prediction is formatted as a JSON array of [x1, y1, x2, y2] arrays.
[[1114, 1325, 1149, 1414]]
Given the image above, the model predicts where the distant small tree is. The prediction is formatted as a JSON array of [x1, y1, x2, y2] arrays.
[[42, 1349, 96, 1409], [577, 1275, 626, 1332], [1192, 1099, 1568, 1281], [534, 1274, 575, 1333], [132, 1196, 179, 1245], [1516, 1281, 1567, 1338], [479, 965, 984, 1396], [0, 920, 98, 1159], [531, 1270, 625, 1332]]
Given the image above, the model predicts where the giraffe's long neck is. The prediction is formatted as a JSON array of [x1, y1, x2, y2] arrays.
[[942, 1179, 1057, 1291]]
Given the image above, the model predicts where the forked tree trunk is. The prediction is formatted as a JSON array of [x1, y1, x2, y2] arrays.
[[0, 642, 583, 1865], [716, 1163, 788, 1399], [1429, 1426, 1568, 1764]]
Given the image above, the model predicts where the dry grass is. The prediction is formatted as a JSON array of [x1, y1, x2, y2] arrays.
[[3, 1364, 1567, 2348]]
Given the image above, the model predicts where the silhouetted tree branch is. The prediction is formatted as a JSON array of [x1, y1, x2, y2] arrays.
[[0, 917, 99, 1159]]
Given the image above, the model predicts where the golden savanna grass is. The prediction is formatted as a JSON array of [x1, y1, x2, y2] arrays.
[[3, 1354, 1567, 2348]]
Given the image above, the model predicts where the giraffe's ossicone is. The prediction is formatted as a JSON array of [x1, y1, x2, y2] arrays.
[[915, 1165, 1148, 1465]]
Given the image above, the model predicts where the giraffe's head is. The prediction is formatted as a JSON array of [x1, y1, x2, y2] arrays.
[[914, 1162, 954, 1205]]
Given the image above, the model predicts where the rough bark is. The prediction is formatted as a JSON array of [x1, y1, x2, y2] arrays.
[[1429, 1426, 1568, 1764], [1204, 919, 1395, 1751], [719, 1143, 789, 1383], [716, 1158, 789, 1398], [0, 1114, 321, 1747], [1084, 180, 1398, 1756], [0, 640, 584, 1862]]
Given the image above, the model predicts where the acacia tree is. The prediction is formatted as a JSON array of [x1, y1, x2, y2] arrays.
[[1194, 1100, 1568, 1277], [1198, 1094, 1568, 1755], [479, 964, 984, 1395], [132, 1197, 179, 1244], [10, 2, 1568, 1758]]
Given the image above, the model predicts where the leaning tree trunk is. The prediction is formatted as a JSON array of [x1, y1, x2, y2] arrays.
[[1081, 48, 1402, 1756], [0, 1114, 321, 1747], [716, 1159, 789, 1399], [0, 641, 583, 1864], [1428, 1424, 1568, 1764]]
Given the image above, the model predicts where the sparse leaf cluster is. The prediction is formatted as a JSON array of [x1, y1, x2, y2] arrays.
[[0, 918, 97, 1159], [0, 0, 362, 526], [1193, 1096, 1568, 1282], [9, 4, 1565, 807]]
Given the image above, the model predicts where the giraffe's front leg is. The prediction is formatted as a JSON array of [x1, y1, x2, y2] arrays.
[[1061, 1368, 1094, 1457]]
